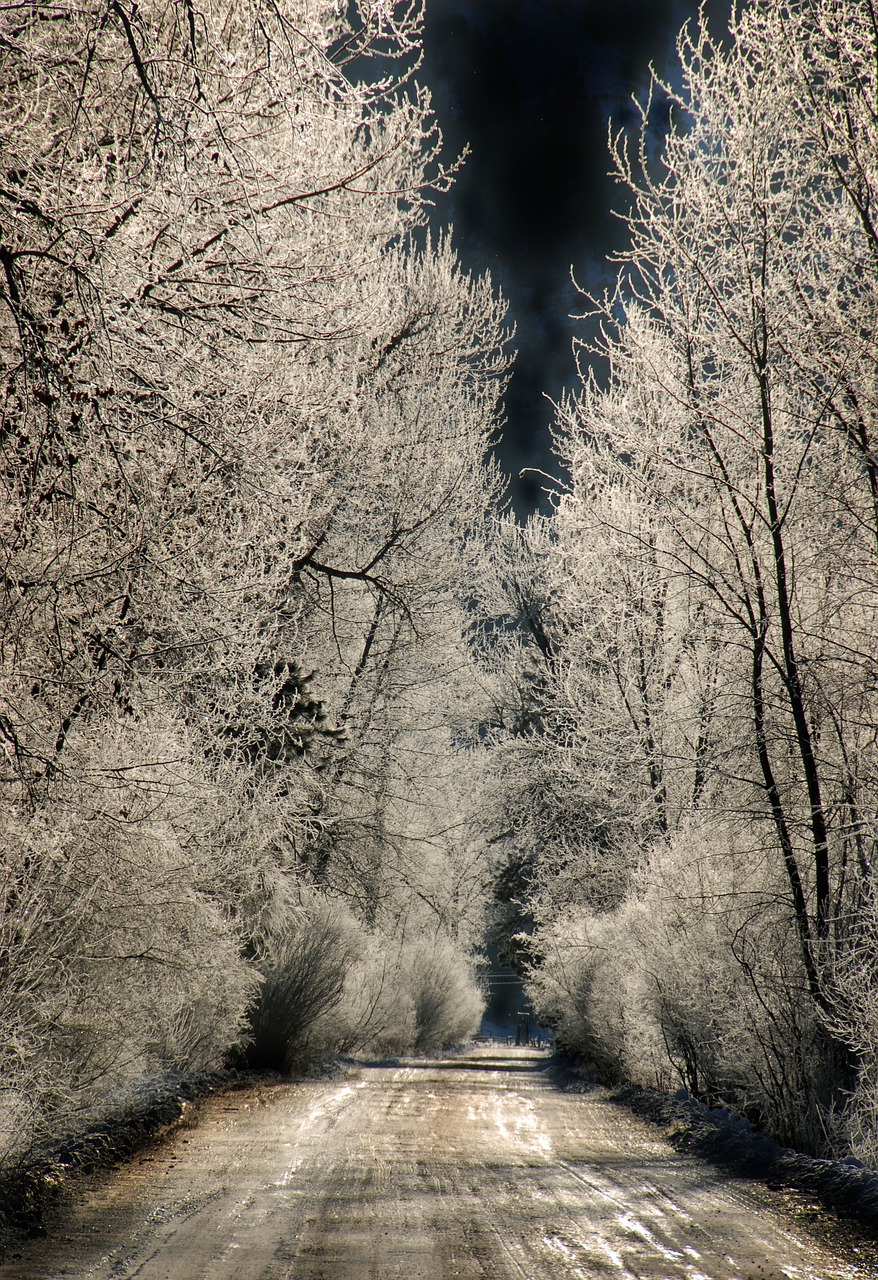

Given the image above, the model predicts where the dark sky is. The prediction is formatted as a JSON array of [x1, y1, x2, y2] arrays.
[[419, 0, 729, 513]]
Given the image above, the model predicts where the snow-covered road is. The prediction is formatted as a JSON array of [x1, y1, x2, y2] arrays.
[[2, 1046, 875, 1279]]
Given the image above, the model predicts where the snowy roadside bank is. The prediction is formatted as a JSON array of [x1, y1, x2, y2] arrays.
[[0, 1070, 265, 1253], [619, 1085, 878, 1225], [547, 1057, 878, 1241]]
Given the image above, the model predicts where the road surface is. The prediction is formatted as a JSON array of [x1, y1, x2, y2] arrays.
[[1, 1046, 875, 1279]]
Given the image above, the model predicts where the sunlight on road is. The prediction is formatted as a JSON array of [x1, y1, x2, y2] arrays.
[[0, 1046, 872, 1280]]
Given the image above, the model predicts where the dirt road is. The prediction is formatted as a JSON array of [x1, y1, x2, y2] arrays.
[[2, 1046, 875, 1280]]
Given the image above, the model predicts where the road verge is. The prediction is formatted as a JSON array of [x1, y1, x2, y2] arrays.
[[0, 1070, 261, 1255], [547, 1056, 878, 1241]]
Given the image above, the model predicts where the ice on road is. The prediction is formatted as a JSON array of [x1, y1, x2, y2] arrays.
[[2, 1046, 874, 1280]]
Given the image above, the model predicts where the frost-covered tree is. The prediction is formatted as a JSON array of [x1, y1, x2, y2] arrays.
[[0, 0, 505, 1151], [519, 0, 878, 1156]]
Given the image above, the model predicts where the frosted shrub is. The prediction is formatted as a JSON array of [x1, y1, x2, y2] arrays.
[[0, 796, 257, 1168], [308, 926, 484, 1058], [247, 894, 365, 1071], [246, 902, 485, 1066], [828, 889, 878, 1165], [0, 822, 74, 1166], [840, 1060, 878, 1170], [630, 825, 841, 1151], [526, 910, 629, 1081], [334, 937, 418, 1057], [530, 821, 843, 1152], [334, 929, 486, 1057], [398, 936, 484, 1053], [622, 826, 751, 1103]]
